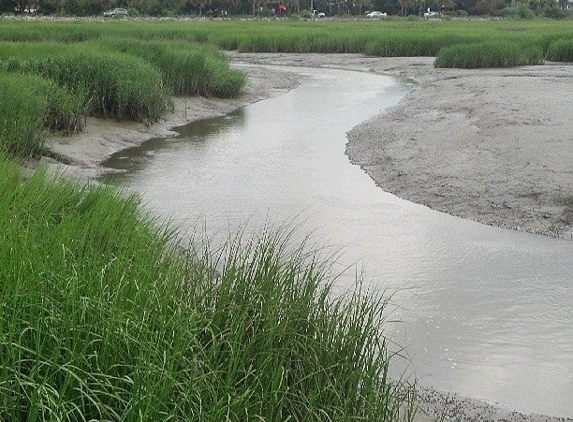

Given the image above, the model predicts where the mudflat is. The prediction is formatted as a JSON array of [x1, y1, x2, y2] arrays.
[[230, 53, 573, 241]]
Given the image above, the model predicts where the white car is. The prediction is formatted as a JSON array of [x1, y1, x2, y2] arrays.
[[423, 11, 440, 18], [104, 8, 128, 17], [365, 11, 387, 18]]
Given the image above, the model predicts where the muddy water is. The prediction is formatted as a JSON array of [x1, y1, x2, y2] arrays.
[[101, 67, 573, 417]]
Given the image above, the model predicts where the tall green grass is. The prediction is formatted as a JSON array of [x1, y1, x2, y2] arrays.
[[0, 19, 571, 60], [0, 155, 414, 421], [434, 41, 544, 68], [546, 38, 573, 62], [0, 42, 171, 123], [93, 38, 245, 97], [0, 72, 84, 156]]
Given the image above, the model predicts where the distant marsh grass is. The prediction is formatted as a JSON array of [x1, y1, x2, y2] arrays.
[[434, 41, 544, 68], [0, 155, 414, 420], [0, 19, 571, 61]]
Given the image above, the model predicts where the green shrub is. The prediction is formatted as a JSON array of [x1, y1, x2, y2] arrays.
[[542, 7, 568, 19], [0, 156, 415, 421], [546, 38, 573, 61], [516, 4, 536, 19], [435, 41, 544, 68]]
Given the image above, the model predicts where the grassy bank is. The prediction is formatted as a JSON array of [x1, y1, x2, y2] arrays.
[[0, 154, 414, 421], [0, 23, 246, 157]]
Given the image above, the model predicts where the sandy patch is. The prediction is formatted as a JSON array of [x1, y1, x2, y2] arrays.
[[35, 52, 572, 420]]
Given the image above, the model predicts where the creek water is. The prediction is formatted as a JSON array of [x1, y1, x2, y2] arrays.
[[101, 67, 573, 417]]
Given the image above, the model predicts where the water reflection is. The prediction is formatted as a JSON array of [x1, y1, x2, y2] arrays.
[[101, 67, 573, 418], [102, 110, 246, 177]]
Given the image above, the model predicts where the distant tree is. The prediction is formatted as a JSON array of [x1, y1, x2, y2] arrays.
[[249, 0, 263, 14], [135, 0, 163, 14], [353, 0, 371, 14], [398, 0, 413, 15], [527, 0, 554, 10], [1, 0, 18, 13], [285, 0, 302, 14], [470, 0, 505, 13], [371, 0, 401, 15], [220, 0, 240, 14], [440, 0, 456, 10]]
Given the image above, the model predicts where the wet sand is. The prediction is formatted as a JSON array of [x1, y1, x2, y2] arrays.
[[37, 53, 573, 421]]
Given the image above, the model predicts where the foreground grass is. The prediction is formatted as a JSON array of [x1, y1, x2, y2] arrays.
[[0, 155, 414, 421]]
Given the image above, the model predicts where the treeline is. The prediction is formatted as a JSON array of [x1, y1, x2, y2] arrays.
[[2, 0, 571, 18]]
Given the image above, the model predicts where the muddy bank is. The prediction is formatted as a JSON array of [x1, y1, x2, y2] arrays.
[[41, 53, 573, 241], [32, 64, 300, 180], [229, 53, 573, 240]]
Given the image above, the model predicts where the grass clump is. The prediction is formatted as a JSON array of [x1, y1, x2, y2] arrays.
[[546, 38, 573, 62], [0, 156, 414, 421], [0, 42, 171, 123], [0, 71, 84, 156], [435, 41, 544, 68], [94, 38, 246, 98]]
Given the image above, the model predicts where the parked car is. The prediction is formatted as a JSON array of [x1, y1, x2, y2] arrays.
[[365, 11, 387, 18], [423, 11, 440, 18], [104, 8, 128, 17]]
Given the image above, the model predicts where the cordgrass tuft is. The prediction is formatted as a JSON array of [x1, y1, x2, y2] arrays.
[[0, 156, 415, 421], [434, 41, 544, 68], [94, 38, 246, 97], [545, 38, 573, 62], [0, 71, 84, 156], [0, 44, 171, 123]]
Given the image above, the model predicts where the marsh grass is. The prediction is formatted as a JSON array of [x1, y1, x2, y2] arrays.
[[434, 41, 544, 68], [0, 73, 46, 156], [546, 38, 573, 62], [0, 156, 415, 421], [0, 19, 572, 59], [93, 38, 245, 97], [0, 71, 84, 156], [0, 42, 171, 123]]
